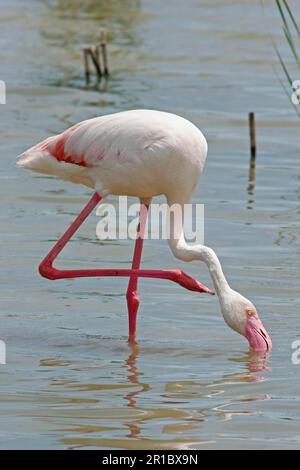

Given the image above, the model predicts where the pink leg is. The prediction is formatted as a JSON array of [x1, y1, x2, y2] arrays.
[[126, 203, 149, 343], [39, 192, 102, 273], [39, 193, 213, 297], [38, 192, 214, 341]]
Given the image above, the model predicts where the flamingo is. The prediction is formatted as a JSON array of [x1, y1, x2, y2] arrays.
[[17, 109, 272, 351]]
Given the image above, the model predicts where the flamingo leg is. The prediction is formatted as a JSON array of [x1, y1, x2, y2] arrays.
[[126, 203, 149, 343], [38, 192, 214, 339], [39, 192, 102, 270], [39, 193, 213, 297]]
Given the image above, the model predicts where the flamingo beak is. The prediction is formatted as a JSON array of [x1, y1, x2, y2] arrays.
[[245, 313, 272, 352]]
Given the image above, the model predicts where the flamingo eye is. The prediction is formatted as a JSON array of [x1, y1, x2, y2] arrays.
[[246, 306, 256, 317]]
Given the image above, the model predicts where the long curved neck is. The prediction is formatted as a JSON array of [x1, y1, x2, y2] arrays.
[[194, 246, 231, 298], [169, 235, 231, 298]]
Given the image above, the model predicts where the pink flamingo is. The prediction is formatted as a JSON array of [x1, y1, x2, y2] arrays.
[[18, 109, 272, 351]]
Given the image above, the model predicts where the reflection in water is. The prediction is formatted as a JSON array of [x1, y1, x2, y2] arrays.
[[247, 154, 256, 210], [213, 393, 271, 422], [124, 341, 150, 409], [123, 341, 150, 439], [229, 350, 271, 378], [211, 351, 272, 422], [212, 351, 271, 422], [246, 350, 271, 374], [35, 346, 272, 449], [85, 74, 109, 92]]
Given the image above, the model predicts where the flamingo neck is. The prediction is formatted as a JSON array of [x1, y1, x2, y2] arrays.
[[172, 237, 231, 298], [196, 246, 231, 298]]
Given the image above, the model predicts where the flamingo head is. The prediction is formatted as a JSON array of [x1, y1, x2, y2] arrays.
[[220, 290, 272, 352]]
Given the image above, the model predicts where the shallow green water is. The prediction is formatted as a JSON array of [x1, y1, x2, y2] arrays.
[[0, 0, 299, 449]]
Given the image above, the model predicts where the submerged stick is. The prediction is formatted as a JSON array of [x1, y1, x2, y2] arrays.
[[99, 30, 109, 76], [83, 46, 102, 82], [83, 47, 91, 82], [83, 31, 110, 84], [95, 45, 102, 76], [90, 46, 102, 78]]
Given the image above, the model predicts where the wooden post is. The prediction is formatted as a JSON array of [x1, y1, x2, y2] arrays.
[[90, 46, 102, 79], [83, 46, 102, 81], [83, 48, 91, 82], [248, 112, 256, 159], [95, 45, 102, 76], [83, 31, 109, 83], [99, 30, 109, 76], [247, 112, 257, 209]]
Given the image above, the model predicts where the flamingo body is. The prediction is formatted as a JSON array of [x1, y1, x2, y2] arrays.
[[18, 110, 207, 203], [17, 109, 272, 351]]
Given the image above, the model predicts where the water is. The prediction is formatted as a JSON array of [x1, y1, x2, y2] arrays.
[[0, 0, 300, 450]]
